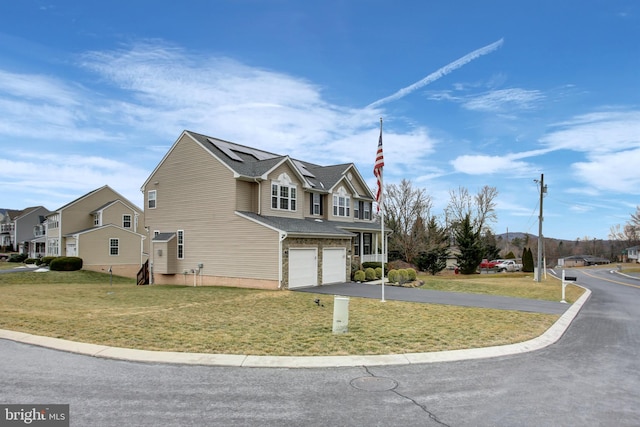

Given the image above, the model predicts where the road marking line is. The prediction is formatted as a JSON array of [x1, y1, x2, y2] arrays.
[[580, 270, 640, 289]]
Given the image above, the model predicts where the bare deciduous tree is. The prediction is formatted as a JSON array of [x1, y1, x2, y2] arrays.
[[445, 185, 498, 234], [384, 179, 432, 264]]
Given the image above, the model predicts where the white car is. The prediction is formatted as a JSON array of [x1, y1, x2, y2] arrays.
[[496, 260, 522, 272]]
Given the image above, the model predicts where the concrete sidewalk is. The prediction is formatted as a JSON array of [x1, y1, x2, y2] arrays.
[[0, 285, 591, 368]]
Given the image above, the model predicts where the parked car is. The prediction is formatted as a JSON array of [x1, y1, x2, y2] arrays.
[[479, 259, 500, 269], [496, 260, 522, 272]]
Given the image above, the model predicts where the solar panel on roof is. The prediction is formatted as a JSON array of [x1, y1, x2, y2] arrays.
[[293, 160, 316, 178], [208, 138, 278, 162]]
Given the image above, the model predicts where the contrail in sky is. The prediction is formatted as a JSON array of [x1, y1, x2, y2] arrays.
[[367, 38, 504, 109]]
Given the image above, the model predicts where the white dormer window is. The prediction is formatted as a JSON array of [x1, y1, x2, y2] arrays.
[[93, 212, 101, 226], [332, 187, 351, 218], [271, 173, 297, 212]]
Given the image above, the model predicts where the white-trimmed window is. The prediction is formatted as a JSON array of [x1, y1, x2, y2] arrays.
[[47, 215, 59, 229], [123, 214, 132, 229], [312, 193, 321, 215], [109, 238, 119, 256], [93, 212, 101, 226], [332, 187, 351, 218], [177, 230, 184, 259], [363, 233, 372, 255], [148, 190, 157, 209], [47, 239, 59, 256], [271, 173, 297, 212]]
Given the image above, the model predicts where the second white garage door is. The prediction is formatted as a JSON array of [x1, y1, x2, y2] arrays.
[[322, 248, 346, 284], [288, 248, 318, 289]]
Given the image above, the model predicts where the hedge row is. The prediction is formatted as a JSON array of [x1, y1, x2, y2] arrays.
[[49, 257, 83, 271]]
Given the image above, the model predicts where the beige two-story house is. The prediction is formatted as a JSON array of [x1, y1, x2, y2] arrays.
[[142, 130, 386, 290], [45, 185, 147, 277]]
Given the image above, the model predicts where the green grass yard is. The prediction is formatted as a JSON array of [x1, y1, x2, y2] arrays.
[[0, 268, 584, 356]]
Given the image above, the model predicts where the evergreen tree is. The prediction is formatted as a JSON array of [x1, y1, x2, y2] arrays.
[[415, 217, 449, 275], [481, 230, 501, 261], [522, 247, 535, 272], [453, 214, 483, 274]]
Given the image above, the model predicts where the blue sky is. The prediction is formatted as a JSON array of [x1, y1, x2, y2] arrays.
[[1, 1, 638, 241]]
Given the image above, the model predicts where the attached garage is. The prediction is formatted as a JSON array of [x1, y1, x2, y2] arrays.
[[288, 248, 318, 289], [322, 247, 346, 284]]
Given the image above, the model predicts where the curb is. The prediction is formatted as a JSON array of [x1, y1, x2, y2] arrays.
[[0, 288, 591, 368]]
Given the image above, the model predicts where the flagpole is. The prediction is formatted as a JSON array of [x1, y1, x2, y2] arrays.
[[379, 118, 385, 302]]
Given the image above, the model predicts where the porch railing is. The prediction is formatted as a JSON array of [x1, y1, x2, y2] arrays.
[[361, 254, 388, 263]]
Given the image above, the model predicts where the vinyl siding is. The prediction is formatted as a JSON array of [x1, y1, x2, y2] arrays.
[[143, 134, 280, 280], [261, 163, 305, 220], [60, 187, 123, 236], [235, 180, 258, 213], [101, 201, 141, 232], [77, 227, 143, 266]]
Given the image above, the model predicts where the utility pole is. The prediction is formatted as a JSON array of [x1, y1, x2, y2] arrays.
[[535, 174, 547, 282]]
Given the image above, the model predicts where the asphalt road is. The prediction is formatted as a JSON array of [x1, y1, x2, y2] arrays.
[[1, 268, 639, 426]]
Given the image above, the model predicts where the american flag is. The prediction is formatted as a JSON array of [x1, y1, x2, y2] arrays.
[[373, 123, 384, 211]]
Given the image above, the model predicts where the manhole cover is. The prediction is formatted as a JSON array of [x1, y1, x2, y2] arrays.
[[350, 376, 398, 391]]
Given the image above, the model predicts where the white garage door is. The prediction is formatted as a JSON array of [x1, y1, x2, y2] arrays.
[[322, 248, 346, 284], [288, 248, 318, 289]]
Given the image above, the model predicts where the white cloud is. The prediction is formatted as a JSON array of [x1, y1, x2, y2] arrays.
[[541, 110, 640, 154], [572, 148, 640, 193], [462, 88, 545, 112], [0, 152, 147, 209], [450, 154, 533, 175]]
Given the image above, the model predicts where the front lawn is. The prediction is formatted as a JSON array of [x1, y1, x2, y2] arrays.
[[0, 270, 564, 356]]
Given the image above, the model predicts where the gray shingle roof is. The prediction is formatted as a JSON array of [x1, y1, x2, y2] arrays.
[[185, 130, 373, 199], [153, 232, 176, 242], [238, 212, 387, 238]]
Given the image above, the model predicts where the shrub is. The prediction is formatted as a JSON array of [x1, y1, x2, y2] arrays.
[[374, 267, 382, 279], [388, 269, 399, 283], [40, 256, 56, 266], [364, 267, 376, 281], [353, 270, 366, 282], [406, 268, 417, 281], [49, 256, 83, 271], [8, 253, 27, 263], [398, 269, 409, 284], [24, 258, 39, 265], [362, 262, 387, 275], [350, 262, 360, 280]]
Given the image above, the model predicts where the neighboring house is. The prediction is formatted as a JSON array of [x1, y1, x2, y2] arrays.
[[624, 246, 639, 263], [558, 255, 611, 267], [29, 217, 48, 259], [141, 130, 386, 290], [45, 185, 147, 277], [13, 206, 51, 257], [0, 209, 22, 251]]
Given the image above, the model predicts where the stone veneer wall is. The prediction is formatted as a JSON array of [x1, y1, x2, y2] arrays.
[[282, 237, 352, 289]]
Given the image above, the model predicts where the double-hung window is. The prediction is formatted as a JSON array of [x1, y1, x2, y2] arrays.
[[271, 173, 297, 212], [332, 187, 351, 218], [109, 238, 119, 256], [123, 214, 132, 229], [312, 193, 321, 215], [148, 190, 157, 209], [177, 230, 184, 259]]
